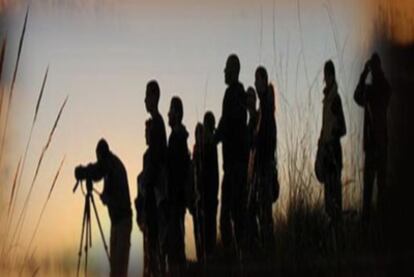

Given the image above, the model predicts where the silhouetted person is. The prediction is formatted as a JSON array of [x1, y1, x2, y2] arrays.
[[215, 54, 249, 255], [143, 80, 168, 276], [166, 96, 189, 274], [75, 139, 132, 277], [246, 86, 260, 252], [254, 67, 278, 252], [192, 122, 206, 262], [191, 115, 220, 262], [318, 60, 346, 225], [202, 111, 219, 257], [354, 53, 391, 222], [135, 119, 153, 277]]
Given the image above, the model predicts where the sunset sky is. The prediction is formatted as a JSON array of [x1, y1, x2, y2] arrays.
[[0, 0, 411, 275]]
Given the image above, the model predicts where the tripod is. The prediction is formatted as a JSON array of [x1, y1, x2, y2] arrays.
[[73, 179, 110, 277]]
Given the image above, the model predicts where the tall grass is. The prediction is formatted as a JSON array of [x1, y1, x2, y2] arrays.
[[0, 7, 71, 276], [0, 6, 29, 166], [10, 96, 68, 251], [8, 66, 49, 226], [23, 156, 65, 269]]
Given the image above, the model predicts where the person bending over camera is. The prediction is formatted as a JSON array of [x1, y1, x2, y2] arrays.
[[75, 138, 132, 277]]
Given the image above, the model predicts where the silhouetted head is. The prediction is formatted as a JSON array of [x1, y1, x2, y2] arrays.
[[246, 86, 257, 114], [203, 111, 215, 133], [224, 54, 240, 85], [370, 52, 382, 78], [255, 66, 268, 99], [195, 122, 204, 145], [96, 138, 110, 164], [324, 60, 336, 89], [145, 119, 152, 146], [145, 80, 160, 114], [168, 96, 183, 128]]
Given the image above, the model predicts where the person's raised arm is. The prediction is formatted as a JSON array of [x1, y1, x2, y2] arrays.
[[354, 62, 370, 106]]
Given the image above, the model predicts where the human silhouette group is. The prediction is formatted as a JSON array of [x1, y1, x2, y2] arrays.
[[74, 52, 391, 277]]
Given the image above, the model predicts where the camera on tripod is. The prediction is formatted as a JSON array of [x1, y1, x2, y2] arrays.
[[73, 165, 93, 193], [73, 164, 110, 277]]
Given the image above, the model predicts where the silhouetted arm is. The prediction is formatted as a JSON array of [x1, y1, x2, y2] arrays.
[[215, 119, 224, 144], [332, 95, 347, 139], [354, 68, 369, 106], [214, 92, 229, 144]]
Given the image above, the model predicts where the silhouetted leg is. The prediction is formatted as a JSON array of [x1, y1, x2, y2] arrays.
[[212, 203, 218, 254], [168, 207, 186, 275], [109, 217, 132, 277], [256, 170, 275, 253], [157, 202, 168, 276], [146, 196, 160, 277], [118, 218, 132, 277], [332, 168, 343, 223], [192, 211, 201, 261], [259, 198, 275, 254], [220, 172, 233, 248], [324, 167, 342, 225], [261, 200, 275, 253], [245, 173, 259, 253], [363, 150, 376, 221], [205, 202, 218, 256], [199, 209, 206, 262], [246, 198, 259, 253], [232, 162, 248, 255], [178, 209, 186, 265], [261, 169, 275, 253], [324, 178, 334, 221], [376, 146, 388, 218], [110, 223, 117, 277], [325, 174, 336, 223], [147, 224, 160, 277], [143, 233, 150, 277]]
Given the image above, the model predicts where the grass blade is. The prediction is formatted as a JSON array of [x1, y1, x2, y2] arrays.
[[7, 157, 22, 217], [0, 6, 29, 166], [0, 156, 21, 257], [10, 96, 68, 250], [7, 66, 50, 234], [0, 37, 7, 123], [9, 6, 29, 104], [26, 156, 65, 257], [33, 65, 48, 124], [0, 36, 6, 82]]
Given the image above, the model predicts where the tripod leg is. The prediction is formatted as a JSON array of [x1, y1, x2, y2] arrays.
[[90, 194, 111, 262], [77, 195, 89, 277], [88, 195, 93, 248], [85, 197, 91, 277]]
